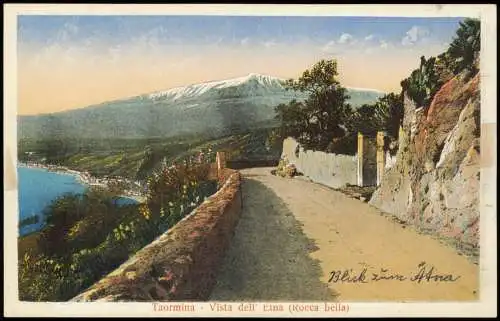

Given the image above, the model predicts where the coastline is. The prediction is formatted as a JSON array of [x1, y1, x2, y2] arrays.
[[18, 162, 147, 239], [18, 162, 146, 203]]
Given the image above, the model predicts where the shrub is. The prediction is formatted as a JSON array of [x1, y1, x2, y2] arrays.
[[401, 56, 442, 108], [275, 157, 298, 178], [20, 150, 218, 302]]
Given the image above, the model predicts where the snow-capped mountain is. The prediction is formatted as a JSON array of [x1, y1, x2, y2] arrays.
[[18, 73, 386, 140], [148, 73, 286, 101], [146, 73, 385, 104]]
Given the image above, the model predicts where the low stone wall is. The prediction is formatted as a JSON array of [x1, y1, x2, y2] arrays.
[[71, 168, 242, 302], [281, 137, 357, 188]]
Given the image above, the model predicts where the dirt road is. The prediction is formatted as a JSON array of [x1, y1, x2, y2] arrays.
[[210, 167, 479, 302]]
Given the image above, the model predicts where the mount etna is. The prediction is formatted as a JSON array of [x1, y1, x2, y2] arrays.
[[18, 73, 385, 140]]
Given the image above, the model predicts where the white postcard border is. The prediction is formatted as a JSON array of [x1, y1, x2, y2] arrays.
[[3, 4, 497, 318]]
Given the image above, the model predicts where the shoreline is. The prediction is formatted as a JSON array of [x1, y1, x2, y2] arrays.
[[18, 162, 146, 203]]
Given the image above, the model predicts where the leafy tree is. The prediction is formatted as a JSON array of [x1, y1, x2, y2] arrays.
[[434, 51, 456, 84], [447, 18, 480, 75], [346, 92, 404, 140], [38, 193, 84, 257], [274, 100, 309, 141], [373, 93, 404, 139], [401, 56, 442, 108], [346, 104, 380, 137], [275, 59, 352, 151]]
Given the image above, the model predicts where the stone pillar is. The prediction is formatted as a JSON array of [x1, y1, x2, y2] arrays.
[[376, 131, 385, 186], [216, 151, 226, 172], [357, 132, 363, 187]]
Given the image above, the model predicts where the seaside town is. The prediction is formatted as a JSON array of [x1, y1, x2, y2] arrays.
[[20, 160, 145, 203]]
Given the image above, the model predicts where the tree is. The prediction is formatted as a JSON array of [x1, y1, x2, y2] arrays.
[[400, 56, 441, 108], [346, 104, 380, 137], [38, 193, 84, 257], [433, 52, 454, 86], [274, 100, 309, 141], [346, 92, 404, 140], [447, 18, 480, 75], [275, 59, 352, 151], [373, 92, 404, 140], [400, 18, 480, 109]]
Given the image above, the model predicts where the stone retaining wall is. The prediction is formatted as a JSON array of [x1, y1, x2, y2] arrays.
[[71, 167, 242, 302], [281, 137, 358, 188]]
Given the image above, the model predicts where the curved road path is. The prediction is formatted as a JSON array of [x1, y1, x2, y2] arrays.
[[210, 167, 479, 302]]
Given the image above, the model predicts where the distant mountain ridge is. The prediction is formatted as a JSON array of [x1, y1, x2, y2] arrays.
[[18, 73, 386, 140]]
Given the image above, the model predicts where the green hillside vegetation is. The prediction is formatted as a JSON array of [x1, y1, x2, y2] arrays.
[[18, 126, 281, 183], [18, 126, 282, 301], [19, 154, 218, 302], [401, 18, 480, 108]]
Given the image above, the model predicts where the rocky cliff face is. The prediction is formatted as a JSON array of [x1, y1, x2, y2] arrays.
[[369, 71, 480, 249]]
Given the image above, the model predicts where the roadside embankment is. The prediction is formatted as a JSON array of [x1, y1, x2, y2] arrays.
[[71, 168, 242, 302]]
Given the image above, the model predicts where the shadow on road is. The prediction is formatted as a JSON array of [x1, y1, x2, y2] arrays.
[[210, 177, 338, 301]]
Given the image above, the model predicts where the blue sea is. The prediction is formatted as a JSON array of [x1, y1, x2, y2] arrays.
[[17, 166, 137, 237]]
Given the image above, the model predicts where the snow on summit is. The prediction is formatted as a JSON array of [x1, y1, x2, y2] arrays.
[[148, 73, 286, 101], [146, 72, 387, 103]]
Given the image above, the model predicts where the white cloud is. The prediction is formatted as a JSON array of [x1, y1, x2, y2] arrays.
[[338, 33, 354, 44], [240, 37, 250, 46], [321, 40, 336, 52], [401, 26, 429, 46], [364, 34, 375, 41], [379, 40, 389, 49]]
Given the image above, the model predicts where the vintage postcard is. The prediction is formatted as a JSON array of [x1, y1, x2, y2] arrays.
[[3, 3, 497, 318]]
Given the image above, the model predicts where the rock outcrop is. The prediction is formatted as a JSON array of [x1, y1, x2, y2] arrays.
[[369, 71, 480, 249]]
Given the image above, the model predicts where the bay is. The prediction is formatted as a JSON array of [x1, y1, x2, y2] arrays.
[[17, 166, 137, 237]]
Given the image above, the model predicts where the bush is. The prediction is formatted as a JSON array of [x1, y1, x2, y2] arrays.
[[274, 157, 298, 178], [401, 56, 442, 108]]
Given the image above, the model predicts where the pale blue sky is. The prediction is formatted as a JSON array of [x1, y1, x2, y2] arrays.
[[18, 15, 468, 115], [18, 15, 464, 48]]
